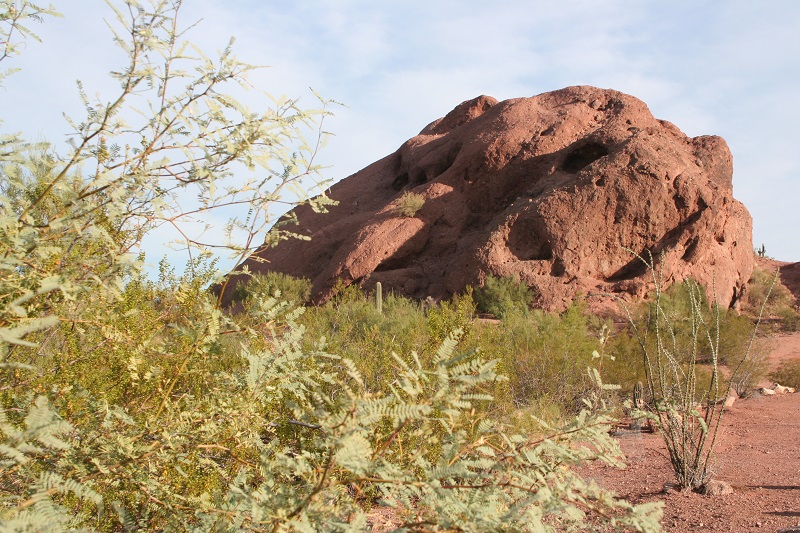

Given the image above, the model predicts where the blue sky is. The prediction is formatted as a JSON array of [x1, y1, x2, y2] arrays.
[[4, 1, 799, 263]]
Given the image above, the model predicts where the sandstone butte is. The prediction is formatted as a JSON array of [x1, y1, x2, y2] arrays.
[[221, 85, 754, 312]]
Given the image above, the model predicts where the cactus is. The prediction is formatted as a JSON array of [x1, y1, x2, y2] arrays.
[[631, 381, 644, 430], [633, 381, 644, 409], [376, 282, 383, 314]]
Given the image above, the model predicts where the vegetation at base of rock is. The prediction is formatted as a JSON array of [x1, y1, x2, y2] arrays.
[[393, 191, 425, 217], [746, 265, 800, 331], [287, 282, 604, 419], [236, 272, 772, 427], [768, 360, 800, 389], [474, 274, 536, 318], [3, 271, 664, 531], [229, 271, 313, 309], [0, 2, 664, 531]]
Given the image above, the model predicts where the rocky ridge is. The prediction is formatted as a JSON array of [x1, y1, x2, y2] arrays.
[[224, 86, 754, 311]]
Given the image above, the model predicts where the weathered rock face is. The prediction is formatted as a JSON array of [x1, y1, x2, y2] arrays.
[[225, 86, 754, 311]]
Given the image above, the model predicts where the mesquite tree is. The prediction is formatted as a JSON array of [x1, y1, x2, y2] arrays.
[[1, 2, 662, 531]]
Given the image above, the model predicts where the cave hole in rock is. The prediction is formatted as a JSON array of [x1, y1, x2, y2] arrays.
[[550, 260, 566, 277], [411, 168, 428, 186], [682, 237, 699, 261], [428, 141, 462, 180], [392, 172, 409, 191], [673, 193, 689, 211], [507, 218, 553, 261], [561, 142, 609, 173]]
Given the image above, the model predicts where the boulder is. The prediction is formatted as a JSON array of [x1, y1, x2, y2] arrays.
[[701, 479, 734, 496], [723, 395, 737, 407], [222, 86, 754, 311]]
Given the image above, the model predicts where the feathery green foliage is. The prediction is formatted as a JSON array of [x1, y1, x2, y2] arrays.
[[0, 2, 664, 530]]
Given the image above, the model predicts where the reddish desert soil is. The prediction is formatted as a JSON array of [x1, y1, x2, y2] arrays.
[[589, 260, 800, 532], [590, 385, 800, 532]]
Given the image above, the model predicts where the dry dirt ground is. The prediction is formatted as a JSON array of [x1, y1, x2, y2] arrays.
[[588, 259, 800, 532], [589, 377, 800, 532]]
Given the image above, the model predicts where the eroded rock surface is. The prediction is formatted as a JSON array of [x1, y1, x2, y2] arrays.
[[224, 86, 754, 311]]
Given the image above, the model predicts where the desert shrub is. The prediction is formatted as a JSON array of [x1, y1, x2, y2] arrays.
[[747, 267, 792, 313], [426, 287, 477, 344], [394, 190, 425, 217], [471, 302, 600, 415], [4, 311, 663, 531], [230, 271, 312, 308], [300, 288, 618, 448], [717, 311, 758, 365], [504, 395, 565, 435], [475, 274, 536, 318], [300, 287, 429, 392], [603, 283, 769, 404], [624, 257, 768, 492], [638, 282, 752, 366], [602, 329, 648, 394], [0, 3, 663, 530], [778, 305, 800, 332], [768, 360, 800, 388], [730, 351, 771, 396], [746, 267, 799, 331]]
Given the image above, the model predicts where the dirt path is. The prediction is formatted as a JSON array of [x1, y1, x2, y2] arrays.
[[765, 333, 800, 369], [589, 326, 800, 532], [590, 390, 800, 532]]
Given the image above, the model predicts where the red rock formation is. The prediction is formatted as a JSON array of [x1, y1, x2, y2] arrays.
[[223, 86, 754, 311]]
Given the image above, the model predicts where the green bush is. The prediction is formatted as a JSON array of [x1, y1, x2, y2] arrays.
[[475, 274, 536, 318], [464, 301, 602, 419], [230, 271, 312, 308], [0, 3, 663, 531], [299, 286, 612, 425], [768, 360, 800, 388], [746, 266, 799, 331], [623, 258, 766, 493], [426, 287, 477, 344], [300, 287, 429, 393], [730, 352, 771, 396], [393, 191, 425, 217], [778, 305, 800, 332]]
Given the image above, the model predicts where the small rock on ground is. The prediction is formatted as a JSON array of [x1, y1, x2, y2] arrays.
[[701, 480, 734, 496]]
